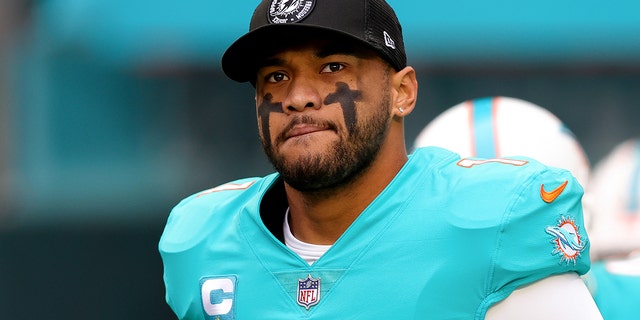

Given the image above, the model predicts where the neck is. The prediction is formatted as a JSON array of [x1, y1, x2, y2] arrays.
[[285, 135, 408, 245]]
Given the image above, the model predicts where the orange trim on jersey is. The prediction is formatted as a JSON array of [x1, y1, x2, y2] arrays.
[[492, 96, 501, 157], [466, 101, 476, 157], [457, 158, 529, 168], [197, 181, 256, 197]]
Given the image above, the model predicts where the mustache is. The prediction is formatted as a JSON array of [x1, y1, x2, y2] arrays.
[[274, 115, 339, 146]]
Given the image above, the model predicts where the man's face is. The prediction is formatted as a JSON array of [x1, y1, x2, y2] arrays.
[[254, 39, 394, 192]]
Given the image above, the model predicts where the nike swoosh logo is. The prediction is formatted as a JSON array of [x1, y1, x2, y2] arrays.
[[540, 180, 569, 203]]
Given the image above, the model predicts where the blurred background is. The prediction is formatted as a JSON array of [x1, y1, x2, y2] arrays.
[[1, 0, 639, 318]]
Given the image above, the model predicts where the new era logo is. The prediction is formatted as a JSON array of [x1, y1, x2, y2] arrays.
[[383, 31, 396, 49]]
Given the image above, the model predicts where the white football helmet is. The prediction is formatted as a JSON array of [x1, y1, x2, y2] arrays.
[[413, 96, 590, 187], [585, 139, 640, 260]]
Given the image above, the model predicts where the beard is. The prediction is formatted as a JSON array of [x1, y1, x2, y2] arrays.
[[261, 93, 391, 192]]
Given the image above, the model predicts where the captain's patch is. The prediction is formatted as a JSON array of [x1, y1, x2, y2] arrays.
[[201, 276, 237, 320]]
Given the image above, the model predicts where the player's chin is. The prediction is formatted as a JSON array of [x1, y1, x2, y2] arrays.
[[281, 143, 338, 164]]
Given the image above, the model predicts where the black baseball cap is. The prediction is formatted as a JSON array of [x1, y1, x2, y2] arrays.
[[222, 0, 407, 83]]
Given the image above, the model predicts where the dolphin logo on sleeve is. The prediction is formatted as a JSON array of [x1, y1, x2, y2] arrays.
[[545, 216, 586, 264]]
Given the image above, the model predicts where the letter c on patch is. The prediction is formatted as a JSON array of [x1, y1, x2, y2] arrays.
[[200, 276, 237, 319]]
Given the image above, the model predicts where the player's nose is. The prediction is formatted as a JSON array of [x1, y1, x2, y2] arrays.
[[284, 75, 322, 113]]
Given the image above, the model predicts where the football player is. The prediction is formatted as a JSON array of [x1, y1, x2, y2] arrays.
[[583, 138, 640, 319], [159, 2, 602, 319]]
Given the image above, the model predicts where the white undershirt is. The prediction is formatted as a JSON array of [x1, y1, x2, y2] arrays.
[[283, 208, 332, 265]]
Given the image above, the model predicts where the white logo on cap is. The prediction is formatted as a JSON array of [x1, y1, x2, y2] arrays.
[[383, 31, 396, 49], [269, 0, 316, 24]]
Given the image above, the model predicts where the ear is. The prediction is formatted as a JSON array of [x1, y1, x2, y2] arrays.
[[391, 66, 418, 117]]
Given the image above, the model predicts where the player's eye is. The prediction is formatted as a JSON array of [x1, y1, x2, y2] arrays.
[[321, 63, 345, 74], [266, 72, 289, 83]]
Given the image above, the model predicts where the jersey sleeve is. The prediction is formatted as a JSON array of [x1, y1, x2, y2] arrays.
[[483, 163, 591, 310], [159, 177, 263, 319]]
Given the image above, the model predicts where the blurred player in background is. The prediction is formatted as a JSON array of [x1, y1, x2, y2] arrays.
[[583, 138, 640, 319], [159, 1, 602, 319], [413, 96, 590, 187]]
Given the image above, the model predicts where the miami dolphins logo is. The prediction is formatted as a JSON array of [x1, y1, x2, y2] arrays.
[[545, 216, 586, 264], [269, 0, 316, 24]]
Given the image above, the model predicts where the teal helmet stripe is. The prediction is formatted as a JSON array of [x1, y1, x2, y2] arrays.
[[628, 140, 640, 213], [471, 97, 498, 158]]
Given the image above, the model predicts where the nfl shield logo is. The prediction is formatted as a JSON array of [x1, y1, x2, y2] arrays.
[[297, 274, 320, 309]]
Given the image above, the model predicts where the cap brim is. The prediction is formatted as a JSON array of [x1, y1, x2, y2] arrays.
[[221, 24, 372, 83]]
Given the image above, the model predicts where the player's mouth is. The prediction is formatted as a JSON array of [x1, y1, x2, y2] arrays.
[[285, 125, 329, 139], [276, 117, 338, 145]]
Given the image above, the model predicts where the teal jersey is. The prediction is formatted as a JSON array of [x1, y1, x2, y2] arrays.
[[159, 147, 591, 319], [586, 260, 640, 319]]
